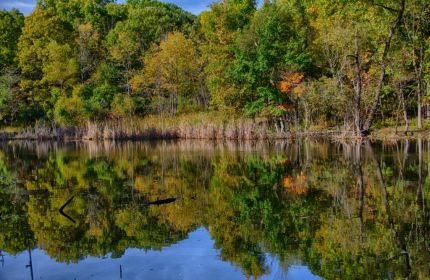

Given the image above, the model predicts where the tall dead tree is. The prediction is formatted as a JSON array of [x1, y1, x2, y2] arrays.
[[363, 0, 406, 134]]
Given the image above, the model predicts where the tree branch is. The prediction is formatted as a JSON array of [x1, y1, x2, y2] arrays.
[[368, 0, 400, 13]]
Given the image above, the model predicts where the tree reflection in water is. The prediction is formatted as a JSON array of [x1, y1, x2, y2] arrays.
[[0, 139, 429, 279]]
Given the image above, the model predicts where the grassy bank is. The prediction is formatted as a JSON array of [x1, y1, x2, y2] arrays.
[[1, 113, 429, 141]]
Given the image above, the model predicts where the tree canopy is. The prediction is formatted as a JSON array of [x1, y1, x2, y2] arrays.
[[0, 0, 428, 134]]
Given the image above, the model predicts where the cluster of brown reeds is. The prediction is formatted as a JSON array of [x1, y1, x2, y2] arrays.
[[82, 117, 287, 140], [5, 114, 287, 140], [3, 113, 304, 141]]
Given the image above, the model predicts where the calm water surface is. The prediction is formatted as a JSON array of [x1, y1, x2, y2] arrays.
[[0, 139, 428, 279]]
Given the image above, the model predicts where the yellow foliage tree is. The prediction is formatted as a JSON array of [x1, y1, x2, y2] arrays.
[[132, 32, 201, 115]]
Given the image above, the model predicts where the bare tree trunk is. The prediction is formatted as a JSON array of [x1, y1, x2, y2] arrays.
[[418, 83, 422, 128], [395, 108, 399, 134], [412, 43, 424, 129], [279, 117, 285, 133], [427, 104, 430, 123], [295, 95, 299, 131], [363, 0, 405, 133], [125, 62, 131, 95], [405, 8, 426, 129], [353, 32, 363, 137], [305, 107, 308, 132], [78, 27, 85, 83], [398, 82, 409, 133]]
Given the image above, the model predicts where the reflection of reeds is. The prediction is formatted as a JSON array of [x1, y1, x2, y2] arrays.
[[2, 139, 299, 159]]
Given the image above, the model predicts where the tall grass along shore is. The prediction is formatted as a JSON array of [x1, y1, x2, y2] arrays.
[[1, 113, 428, 141]]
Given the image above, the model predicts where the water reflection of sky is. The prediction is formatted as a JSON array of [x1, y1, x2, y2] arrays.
[[0, 228, 320, 280]]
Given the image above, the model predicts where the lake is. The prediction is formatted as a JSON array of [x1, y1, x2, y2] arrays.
[[0, 139, 428, 279]]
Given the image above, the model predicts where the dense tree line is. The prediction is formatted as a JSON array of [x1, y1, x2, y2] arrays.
[[0, 0, 429, 136]]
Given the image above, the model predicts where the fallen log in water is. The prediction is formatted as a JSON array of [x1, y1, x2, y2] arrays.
[[144, 197, 177, 206]]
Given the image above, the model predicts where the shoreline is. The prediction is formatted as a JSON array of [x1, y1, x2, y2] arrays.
[[0, 114, 428, 142], [0, 127, 428, 141]]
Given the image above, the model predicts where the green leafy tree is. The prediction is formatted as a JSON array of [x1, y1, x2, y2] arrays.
[[133, 32, 201, 115], [230, 1, 313, 120], [0, 69, 26, 125], [105, 0, 195, 94], [199, 0, 256, 113], [17, 6, 74, 120], [37, 0, 114, 27], [0, 9, 24, 69], [42, 41, 79, 91], [54, 85, 87, 126]]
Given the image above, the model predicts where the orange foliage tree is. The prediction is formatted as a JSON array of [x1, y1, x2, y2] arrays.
[[277, 72, 305, 111]]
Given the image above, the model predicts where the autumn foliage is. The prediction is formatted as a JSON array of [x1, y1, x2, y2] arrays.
[[276, 72, 305, 111], [278, 72, 304, 95], [282, 171, 307, 195]]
